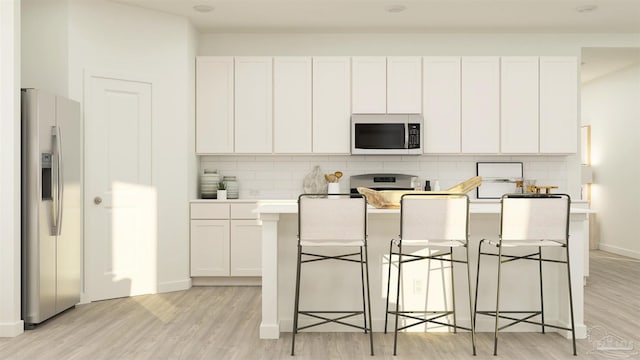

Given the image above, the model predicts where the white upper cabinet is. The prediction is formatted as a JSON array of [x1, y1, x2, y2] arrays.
[[234, 57, 273, 153], [461, 57, 500, 153], [501, 57, 539, 153], [273, 57, 312, 153], [352, 57, 386, 114], [312, 57, 351, 154], [387, 57, 422, 113], [195, 57, 234, 154], [423, 57, 461, 153], [539, 56, 578, 153]]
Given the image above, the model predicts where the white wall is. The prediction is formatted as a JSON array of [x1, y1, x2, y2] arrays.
[[21, 0, 68, 96], [0, 0, 23, 337], [199, 33, 640, 56], [65, 1, 195, 293], [582, 63, 640, 258]]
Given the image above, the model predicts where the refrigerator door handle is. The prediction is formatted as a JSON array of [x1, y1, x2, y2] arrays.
[[52, 126, 64, 236]]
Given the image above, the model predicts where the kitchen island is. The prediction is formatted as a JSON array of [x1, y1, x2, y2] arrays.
[[256, 199, 591, 340]]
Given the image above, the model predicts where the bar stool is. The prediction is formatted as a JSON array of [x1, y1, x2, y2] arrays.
[[473, 193, 576, 356], [384, 193, 476, 356], [291, 193, 374, 356]]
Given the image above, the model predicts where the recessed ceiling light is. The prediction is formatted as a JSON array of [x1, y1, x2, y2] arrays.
[[575, 5, 598, 13], [193, 4, 214, 13], [385, 4, 406, 13]]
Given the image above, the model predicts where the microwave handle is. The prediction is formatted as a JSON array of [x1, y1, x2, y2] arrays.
[[405, 124, 410, 149]]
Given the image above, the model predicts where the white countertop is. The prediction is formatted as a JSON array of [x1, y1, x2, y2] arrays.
[[254, 198, 593, 215]]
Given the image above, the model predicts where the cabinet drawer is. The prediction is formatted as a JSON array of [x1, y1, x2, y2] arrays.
[[191, 203, 230, 219], [230, 203, 258, 219]]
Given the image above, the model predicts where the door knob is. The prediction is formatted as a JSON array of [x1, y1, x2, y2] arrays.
[[94, 196, 103, 205]]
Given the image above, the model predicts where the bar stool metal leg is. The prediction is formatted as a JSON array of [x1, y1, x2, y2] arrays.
[[364, 244, 374, 356], [465, 244, 477, 356], [538, 246, 546, 334], [384, 239, 394, 334], [359, 247, 367, 334], [450, 247, 457, 334], [566, 245, 577, 356], [392, 243, 403, 356], [493, 243, 503, 356], [291, 245, 303, 356], [473, 239, 484, 345]]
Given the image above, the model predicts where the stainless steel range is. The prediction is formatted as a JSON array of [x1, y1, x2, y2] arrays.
[[349, 173, 418, 196]]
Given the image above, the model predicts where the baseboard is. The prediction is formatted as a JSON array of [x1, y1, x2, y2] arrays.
[[598, 244, 640, 259], [158, 278, 192, 293], [0, 320, 24, 337], [192, 277, 261, 286]]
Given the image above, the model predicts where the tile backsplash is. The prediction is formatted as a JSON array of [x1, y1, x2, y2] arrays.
[[199, 155, 571, 200]]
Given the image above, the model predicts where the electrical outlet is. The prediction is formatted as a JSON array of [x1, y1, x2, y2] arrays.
[[413, 279, 424, 294]]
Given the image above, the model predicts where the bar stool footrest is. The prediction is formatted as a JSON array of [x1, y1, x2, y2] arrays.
[[296, 311, 370, 332]]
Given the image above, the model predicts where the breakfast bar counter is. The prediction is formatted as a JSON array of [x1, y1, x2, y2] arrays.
[[256, 199, 591, 340]]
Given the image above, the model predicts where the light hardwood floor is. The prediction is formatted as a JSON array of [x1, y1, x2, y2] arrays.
[[1, 250, 638, 359]]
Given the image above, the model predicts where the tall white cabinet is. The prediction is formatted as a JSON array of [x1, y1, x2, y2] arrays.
[[273, 57, 312, 153], [540, 56, 578, 153], [501, 56, 540, 153], [461, 57, 500, 153], [234, 57, 273, 153], [195, 57, 234, 154], [312, 57, 351, 154], [423, 57, 461, 153]]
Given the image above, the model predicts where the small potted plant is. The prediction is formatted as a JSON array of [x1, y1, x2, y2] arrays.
[[217, 181, 227, 200]]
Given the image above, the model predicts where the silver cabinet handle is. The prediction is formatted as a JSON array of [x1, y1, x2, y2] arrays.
[[94, 196, 103, 205]]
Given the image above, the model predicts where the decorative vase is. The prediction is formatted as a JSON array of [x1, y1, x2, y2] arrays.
[[217, 189, 227, 200]]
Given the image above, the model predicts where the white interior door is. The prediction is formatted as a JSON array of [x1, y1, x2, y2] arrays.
[[84, 74, 154, 301]]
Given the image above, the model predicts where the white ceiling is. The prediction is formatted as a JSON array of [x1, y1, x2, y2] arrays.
[[113, 0, 640, 33]]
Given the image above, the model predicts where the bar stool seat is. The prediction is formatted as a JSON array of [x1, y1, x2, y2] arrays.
[[291, 193, 374, 356]]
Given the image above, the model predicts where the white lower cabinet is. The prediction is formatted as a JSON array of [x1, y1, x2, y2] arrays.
[[230, 220, 262, 276], [190, 202, 261, 278], [190, 219, 230, 276]]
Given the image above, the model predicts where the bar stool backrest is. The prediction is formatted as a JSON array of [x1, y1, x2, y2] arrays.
[[298, 194, 367, 246], [500, 194, 570, 243], [400, 194, 469, 241]]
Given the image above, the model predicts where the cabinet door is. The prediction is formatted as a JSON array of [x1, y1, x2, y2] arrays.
[[540, 57, 578, 153], [235, 57, 273, 153], [230, 220, 262, 276], [195, 57, 234, 154], [387, 56, 422, 113], [312, 57, 351, 154], [461, 57, 500, 153], [501, 57, 539, 153], [190, 219, 230, 276], [273, 57, 312, 153], [352, 56, 386, 114], [423, 57, 461, 153]]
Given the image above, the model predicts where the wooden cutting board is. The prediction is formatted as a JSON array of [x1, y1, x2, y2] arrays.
[[357, 176, 482, 209]]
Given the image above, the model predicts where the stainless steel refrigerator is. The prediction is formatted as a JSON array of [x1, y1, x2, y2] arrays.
[[21, 89, 81, 327]]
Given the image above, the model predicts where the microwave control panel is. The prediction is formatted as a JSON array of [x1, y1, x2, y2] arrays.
[[408, 123, 421, 149]]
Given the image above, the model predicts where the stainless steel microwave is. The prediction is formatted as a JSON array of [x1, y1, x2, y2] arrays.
[[351, 114, 423, 155]]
